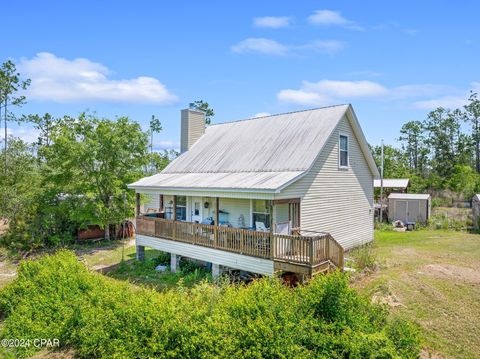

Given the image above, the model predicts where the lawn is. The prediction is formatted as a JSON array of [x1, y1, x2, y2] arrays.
[[1, 230, 479, 358], [352, 230, 480, 359]]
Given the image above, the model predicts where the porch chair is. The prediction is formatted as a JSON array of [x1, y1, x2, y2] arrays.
[[255, 222, 268, 232]]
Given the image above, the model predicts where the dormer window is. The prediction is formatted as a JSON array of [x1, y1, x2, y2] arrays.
[[339, 134, 349, 168]]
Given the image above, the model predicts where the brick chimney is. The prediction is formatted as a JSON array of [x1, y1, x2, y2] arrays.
[[180, 109, 206, 153]]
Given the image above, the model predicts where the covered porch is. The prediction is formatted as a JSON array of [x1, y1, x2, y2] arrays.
[[138, 193, 302, 235], [134, 192, 343, 277]]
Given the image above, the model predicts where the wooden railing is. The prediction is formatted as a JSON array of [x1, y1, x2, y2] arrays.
[[136, 216, 344, 269]]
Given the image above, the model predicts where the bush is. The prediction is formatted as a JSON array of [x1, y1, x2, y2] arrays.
[[349, 244, 378, 272], [0, 251, 420, 358]]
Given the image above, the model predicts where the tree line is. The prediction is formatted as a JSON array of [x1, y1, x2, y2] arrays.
[[370, 92, 480, 199], [0, 60, 185, 253]]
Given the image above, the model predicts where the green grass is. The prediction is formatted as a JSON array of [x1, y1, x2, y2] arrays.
[[353, 229, 480, 359]]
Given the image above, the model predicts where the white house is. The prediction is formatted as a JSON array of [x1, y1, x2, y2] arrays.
[[128, 104, 379, 278]]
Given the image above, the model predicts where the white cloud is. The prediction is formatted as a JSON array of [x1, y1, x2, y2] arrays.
[[253, 16, 291, 28], [253, 112, 272, 118], [413, 96, 468, 110], [231, 38, 288, 55], [277, 79, 466, 107], [153, 139, 179, 151], [18, 52, 178, 104], [0, 126, 40, 144], [231, 38, 344, 56], [277, 90, 330, 106], [308, 10, 363, 30], [411, 82, 480, 109], [296, 40, 345, 55]]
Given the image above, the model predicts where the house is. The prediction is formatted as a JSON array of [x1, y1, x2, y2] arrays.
[[128, 104, 379, 278], [388, 193, 431, 225]]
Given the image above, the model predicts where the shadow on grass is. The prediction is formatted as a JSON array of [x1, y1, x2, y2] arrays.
[[98, 249, 212, 292]]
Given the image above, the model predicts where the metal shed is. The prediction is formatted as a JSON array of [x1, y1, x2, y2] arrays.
[[472, 194, 480, 229], [388, 193, 431, 224]]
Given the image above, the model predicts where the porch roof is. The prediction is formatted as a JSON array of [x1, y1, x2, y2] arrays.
[[127, 171, 304, 192]]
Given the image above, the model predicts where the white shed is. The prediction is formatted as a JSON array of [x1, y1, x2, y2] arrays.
[[472, 194, 480, 229], [388, 193, 431, 224]]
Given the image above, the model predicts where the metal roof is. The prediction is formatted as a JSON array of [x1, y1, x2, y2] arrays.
[[129, 104, 379, 192], [164, 104, 350, 173], [374, 178, 409, 188], [128, 171, 304, 192], [388, 193, 430, 200]]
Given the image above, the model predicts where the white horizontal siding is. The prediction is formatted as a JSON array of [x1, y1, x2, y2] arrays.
[[217, 198, 251, 227], [143, 193, 160, 212], [136, 234, 274, 275], [279, 114, 374, 250]]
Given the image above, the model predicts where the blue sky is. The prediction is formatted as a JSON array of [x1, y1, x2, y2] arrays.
[[3, 1, 480, 149]]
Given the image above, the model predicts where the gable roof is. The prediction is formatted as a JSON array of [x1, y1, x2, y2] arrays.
[[129, 104, 379, 192]]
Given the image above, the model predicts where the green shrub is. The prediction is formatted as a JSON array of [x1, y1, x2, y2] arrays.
[[349, 244, 378, 271], [0, 251, 420, 358]]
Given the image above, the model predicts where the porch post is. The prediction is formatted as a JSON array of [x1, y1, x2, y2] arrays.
[[214, 197, 220, 246], [135, 193, 141, 217], [172, 195, 177, 221], [170, 253, 180, 273], [136, 245, 145, 261], [172, 195, 177, 239], [159, 194, 164, 212], [269, 200, 274, 259], [212, 263, 220, 278]]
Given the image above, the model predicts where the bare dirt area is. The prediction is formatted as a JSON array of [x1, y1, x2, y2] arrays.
[[421, 263, 480, 284]]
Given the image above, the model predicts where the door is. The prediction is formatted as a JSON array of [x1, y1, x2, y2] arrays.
[[395, 200, 408, 223], [407, 200, 419, 222], [191, 197, 203, 223]]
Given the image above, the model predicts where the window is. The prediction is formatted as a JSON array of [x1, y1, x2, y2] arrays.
[[252, 200, 271, 230], [339, 134, 349, 168], [176, 196, 187, 221]]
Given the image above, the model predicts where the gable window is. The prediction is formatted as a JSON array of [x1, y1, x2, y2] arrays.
[[339, 134, 349, 168]]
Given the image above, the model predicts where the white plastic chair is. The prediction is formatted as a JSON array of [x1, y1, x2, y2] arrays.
[[255, 221, 268, 232]]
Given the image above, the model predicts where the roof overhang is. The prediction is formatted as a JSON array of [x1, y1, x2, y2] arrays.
[[128, 171, 305, 193]]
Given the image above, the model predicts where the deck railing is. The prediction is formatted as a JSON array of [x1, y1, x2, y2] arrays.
[[136, 216, 344, 269]]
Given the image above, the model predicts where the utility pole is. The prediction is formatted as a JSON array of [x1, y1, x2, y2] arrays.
[[379, 140, 384, 223], [4, 98, 7, 173]]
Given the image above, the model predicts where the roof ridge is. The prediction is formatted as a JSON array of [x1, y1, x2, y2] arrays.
[[208, 103, 350, 127]]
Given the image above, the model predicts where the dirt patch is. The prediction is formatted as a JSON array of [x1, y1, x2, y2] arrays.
[[420, 349, 445, 359], [422, 264, 480, 284], [371, 291, 405, 308], [394, 247, 418, 256]]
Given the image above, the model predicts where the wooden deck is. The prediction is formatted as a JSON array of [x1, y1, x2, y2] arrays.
[[136, 216, 344, 276]]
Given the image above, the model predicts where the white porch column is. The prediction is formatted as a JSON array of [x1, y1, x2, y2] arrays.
[[212, 263, 220, 278], [170, 253, 180, 273], [136, 245, 145, 261]]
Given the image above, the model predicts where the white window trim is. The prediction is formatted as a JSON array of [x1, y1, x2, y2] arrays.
[[338, 133, 350, 169]]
